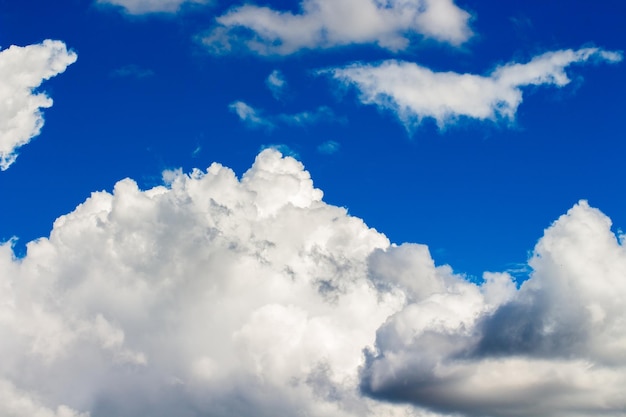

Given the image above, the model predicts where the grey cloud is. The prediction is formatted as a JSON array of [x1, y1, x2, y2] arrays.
[[361, 201, 626, 417]]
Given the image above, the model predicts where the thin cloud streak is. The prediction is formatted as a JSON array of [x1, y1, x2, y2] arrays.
[[96, 0, 209, 15], [266, 70, 287, 100], [317, 140, 340, 154], [229, 100, 275, 129], [229, 100, 340, 130], [110, 64, 155, 79]]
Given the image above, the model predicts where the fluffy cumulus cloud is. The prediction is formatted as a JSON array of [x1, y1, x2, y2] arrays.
[[325, 47, 622, 130], [0, 150, 407, 417], [1, 150, 626, 417], [96, 0, 208, 15], [362, 200, 626, 417], [202, 0, 473, 55], [0, 40, 77, 170]]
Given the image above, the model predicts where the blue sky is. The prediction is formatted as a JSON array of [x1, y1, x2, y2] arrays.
[[1, 1, 626, 416], [1, 0, 624, 279]]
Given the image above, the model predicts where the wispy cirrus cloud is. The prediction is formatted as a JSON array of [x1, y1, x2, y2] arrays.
[[110, 64, 155, 79], [0, 40, 77, 171], [229, 100, 340, 130], [323, 47, 622, 131], [228, 100, 275, 129], [317, 140, 340, 155], [96, 0, 209, 15], [266, 70, 288, 100], [202, 0, 473, 55]]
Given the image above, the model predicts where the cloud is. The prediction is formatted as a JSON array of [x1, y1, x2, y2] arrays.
[[3, 147, 626, 417], [110, 64, 155, 79], [361, 200, 626, 417], [266, 70, 287, 100], [202, 0, 473, 55], [324, 47, 622, 131], [229, 100, 275, 129], [96, 0, 209, 15], [317, 140, 340, 154], [259, 143, 299, 158], [0, 379, 88, 417], [2, 150, 626, 417], [0, 149, 412, 417], [277, 106, 338, 126], [229, 100, 340, 129], [0, 40, 77, 171]]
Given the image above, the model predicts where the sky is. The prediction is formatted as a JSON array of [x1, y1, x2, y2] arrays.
[[0, 0, 625, 416]]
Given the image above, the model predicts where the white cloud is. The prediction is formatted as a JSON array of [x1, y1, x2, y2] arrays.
[[259, 143, 299, 159], [0, 149, 406, 417], [96, 0, 209, 15], [362, 200, 626, 417], [229, 100, 275, 129], [317, 140, 340, 154], [202, 0, 472, 55], [2, 151, 626, 417], [324, 47, 623, 131], [229, 100, 339, 129], [0, 40, 77, 171], [266, 70, 287, 100]]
